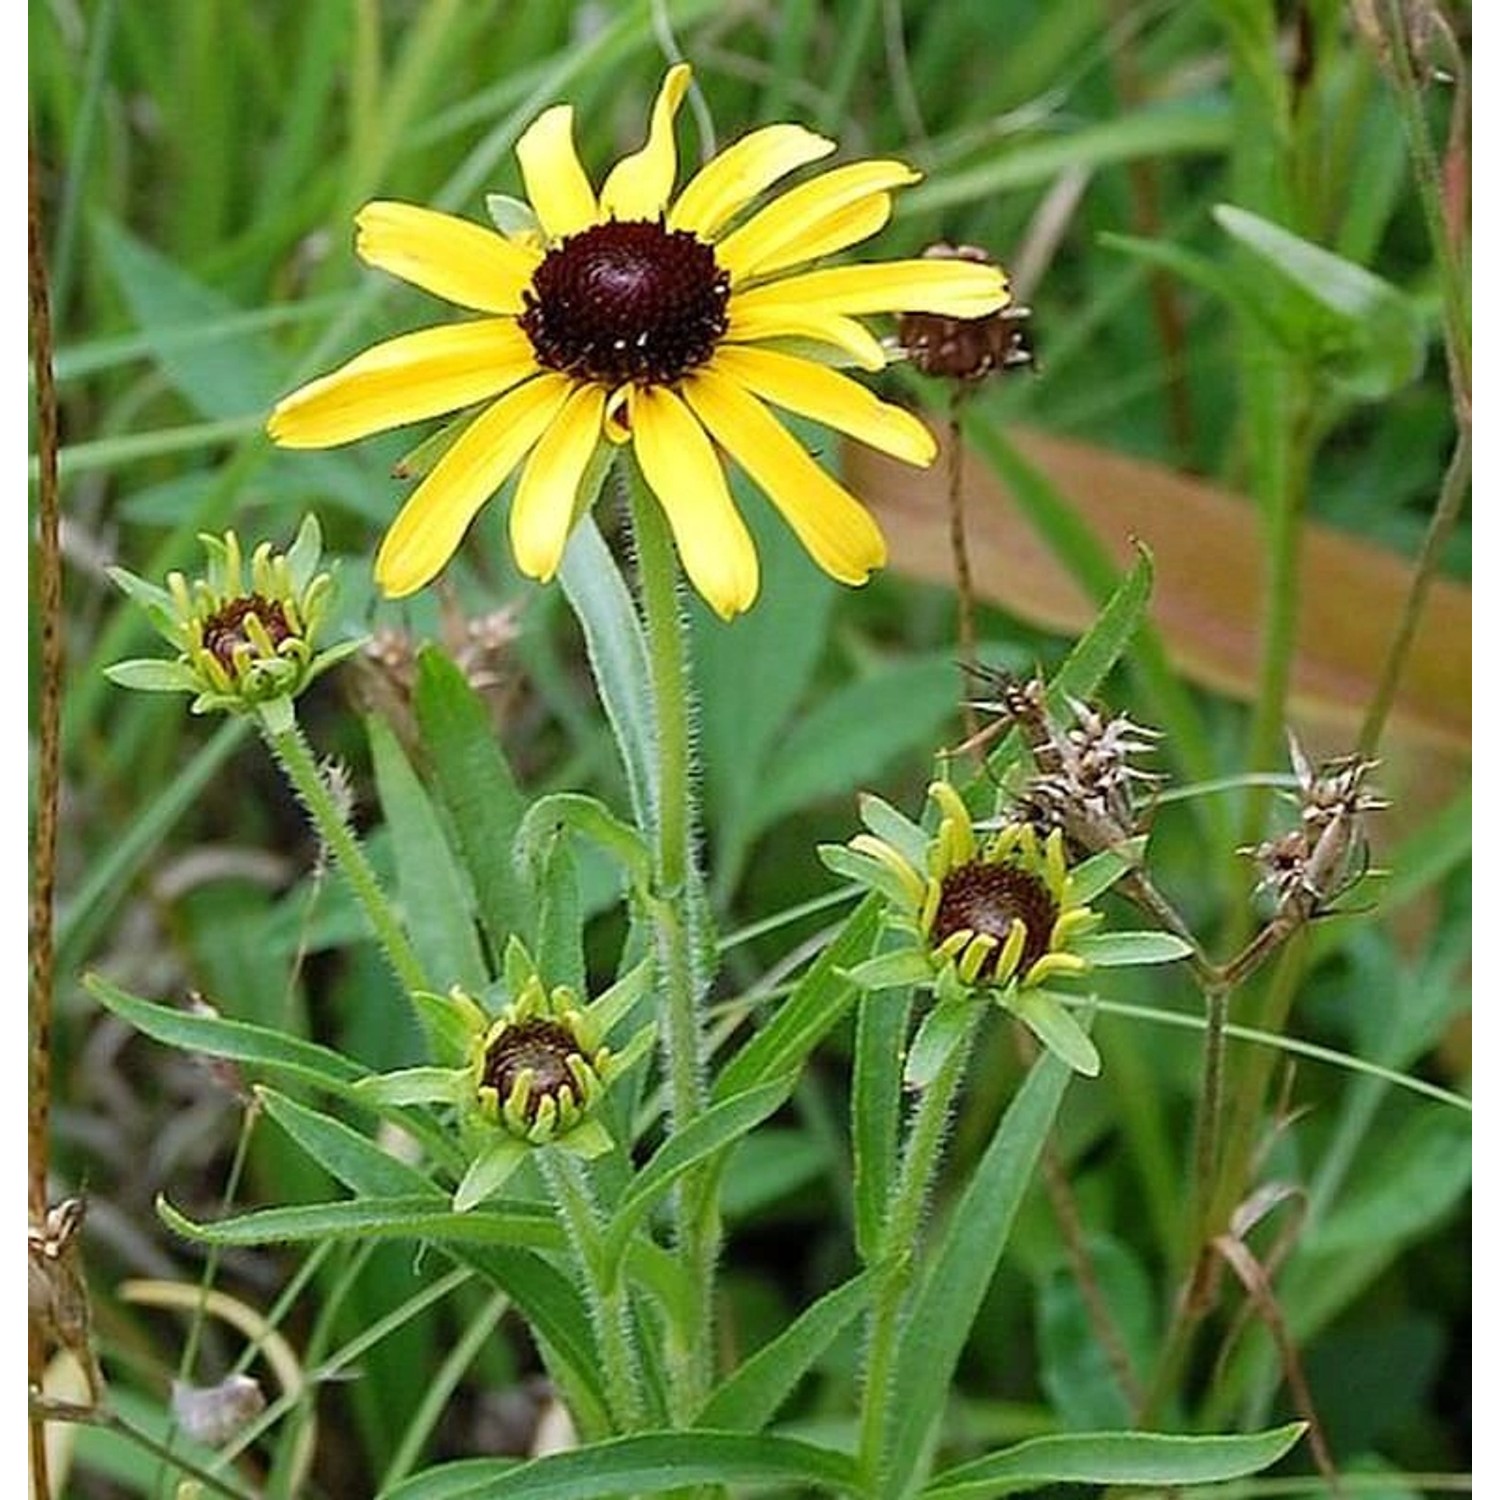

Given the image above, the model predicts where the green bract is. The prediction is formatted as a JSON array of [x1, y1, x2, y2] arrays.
[[105, 514, 361, 722], [821, 781, 1191, 1080]]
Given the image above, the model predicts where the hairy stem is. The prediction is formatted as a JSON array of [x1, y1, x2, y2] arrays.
[[541, 1153, 644, 1430], [259, 710, 429, 999], [628, 479, 717, 1421], [859, 1008, 981, 1482]]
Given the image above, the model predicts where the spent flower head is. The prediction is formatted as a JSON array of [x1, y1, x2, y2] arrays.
[[106, 515, 359, 723], [897, 243, 1034, 382], [268, 65, 1010, 619], [356, 945, 652, 1210], [822, 779, 1192, 1079], [1243, 732, 1386, 916]]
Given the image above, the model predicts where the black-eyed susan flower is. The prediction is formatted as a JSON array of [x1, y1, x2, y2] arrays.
[[358, 948, 652, 1210], [821, 781, 1192, 1079], [267, 64, 1010, 619], [105, 516, 359, 725]]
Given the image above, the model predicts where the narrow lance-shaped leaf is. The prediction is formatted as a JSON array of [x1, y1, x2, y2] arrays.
[[414, 646, 533, 952], [879, 1050, 1074, 1499], [367, 713, 487, 993], [378, 1430, 864, 1500], [919, 1423, 1306, 1499]]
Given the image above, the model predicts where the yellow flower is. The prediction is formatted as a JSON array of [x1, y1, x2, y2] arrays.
[[268, 65, 1009, 618]]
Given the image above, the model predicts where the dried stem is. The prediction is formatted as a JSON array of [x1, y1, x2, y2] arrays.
[[28, 143, 62, 1500], [945, 391, 980, 750]]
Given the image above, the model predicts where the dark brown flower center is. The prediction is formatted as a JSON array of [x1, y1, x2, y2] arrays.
[[931, 860, 1057, 980], [201, 595, 292, 671], [482, 1019, 581, 1121], [519, 219, 730, 386]]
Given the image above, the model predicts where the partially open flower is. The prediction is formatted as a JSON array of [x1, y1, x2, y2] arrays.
[[355, 947, 652, 1209], [475, 991, 607, 1146], [821, 780, 1191, 1079], [105, 515, 359, 724]]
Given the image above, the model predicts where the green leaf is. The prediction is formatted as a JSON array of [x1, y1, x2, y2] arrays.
[[378, 1431, 863, 1500], [1039, 1235, 1157, 1428], [1310, 1109, 1471, 1255], [693, 477, 836, 893], [697, 1269, 877, 1431], [918, 1423, 1305, 1499], [715, 895, 882, 1099], [879, 1051, 1075, 1498], [367, 713, 488, 994], [413, 647, 532, 953], [904, 992, 975, 1089], [1071, 931, 1194, 967], [60, 720, 252, 978], [852, 988, 913, 1262], [157, 1194, 563, 1253], [858, 792, 929, 868], [558, 516, 657, 828], [1008, 991, 1101, 1077], [102, 659, 197, 693], [602, 1078, 796, 1276], [354, 1067, 464, 1108], [909, 102, 1233, 215], [1067, 837, 1147, 903], [85, 973, 363, 1093], [818, 844, 916, 909], [259, 1086, 461, 1190], [455, 1138, 530, 1210], [846, 947, 933, 993], [1214, 203, 1426, 398], [1046, 546, 1154, 708], [95, 217, 279, 421], [516, 793, 653, 895]]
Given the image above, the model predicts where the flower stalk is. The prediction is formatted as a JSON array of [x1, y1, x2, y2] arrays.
[[630, 472, 719, 1419], [858, 1004, 982, 1482], [540, 1152, 644, 1430], [258, 708, 429, 999]]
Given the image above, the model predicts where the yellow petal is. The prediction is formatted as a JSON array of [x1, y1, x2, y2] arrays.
[[599, 64, 691, 221], [725, 305, 887, 371], [681, 367, 886, 586], [669, 124, 835, 239], [733, 258, 1010, 318], [515, 104, 598, 240], [509, 384, 607, 581], [740, 195, 892, 279], [374, 374, 572, 597], [268, 320, 538, 449], [710, 346, 935, 465], [629, 385, 759, 618], [355, 202, 539, 313], [716, 161, 918, 281]]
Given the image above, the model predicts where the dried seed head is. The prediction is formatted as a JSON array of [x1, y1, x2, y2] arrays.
[[898, 244, 1033, 381], [1244, 734, 1385, 914]]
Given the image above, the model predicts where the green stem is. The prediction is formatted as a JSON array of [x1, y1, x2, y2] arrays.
[[541, 1152, 644, 1431], [258, 705, 429, 998], [1357, 425, 1470, 759], [859, 1008, 982, 1482], [627, 476, 717, 1421], [1376, 0, 1470, 408]]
